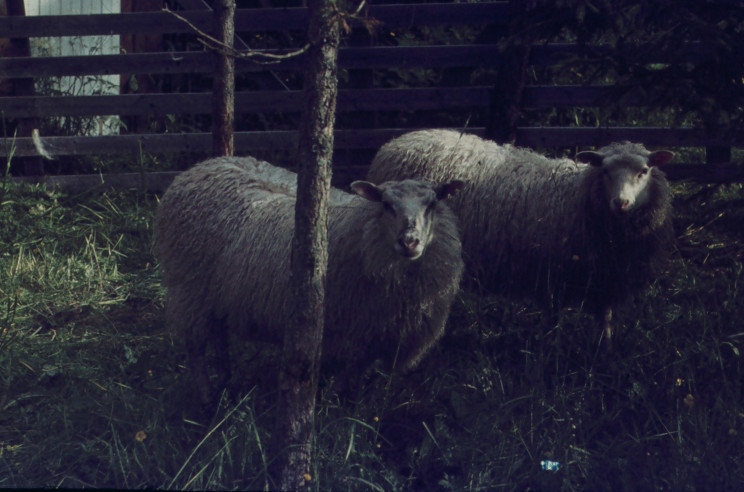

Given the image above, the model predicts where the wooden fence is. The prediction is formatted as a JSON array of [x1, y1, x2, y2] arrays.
[[1, 1, 742, 191]]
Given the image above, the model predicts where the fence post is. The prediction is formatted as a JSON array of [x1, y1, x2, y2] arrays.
[[212, 0, 235, 157], [120, 0, 164, 134], [486, 0, 535, 145]]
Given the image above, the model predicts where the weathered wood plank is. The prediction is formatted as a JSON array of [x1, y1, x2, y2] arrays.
[[0, 83, 725, 118], [10, 171, 179, 193], [9, 161, 744, 195], [0, 45, 504, 78], [0, 43, 710, 79], [1, 129, 408, 157], [521, 85, 629, 108], [658, 163, 744, 183], [0, 87, 492, 117], [0, 52, 210, 78], [0, 3, 508, 38], [3, 127, 741, 159], [514, 127, 740, 148], [1, 43, 710, 80], [0, 46, 495, 78], [527, 42, 708, 66]]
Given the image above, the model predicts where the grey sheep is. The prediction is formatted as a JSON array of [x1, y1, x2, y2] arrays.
[[155, 155, 465, 402], [368, 129, 675, 348]]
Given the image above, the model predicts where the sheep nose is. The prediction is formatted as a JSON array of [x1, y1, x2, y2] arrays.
[[612, 198, 630, 211], [403, 237, 420, 250], [399, 233, 422, 257]]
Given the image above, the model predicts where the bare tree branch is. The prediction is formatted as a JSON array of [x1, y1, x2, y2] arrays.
[[163, 7, 310, 64], [163, 1, 379, 63]]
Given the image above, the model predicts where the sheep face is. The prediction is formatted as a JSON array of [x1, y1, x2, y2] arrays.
[[351, 179, 463, 260], [577, 145, 674, 215]]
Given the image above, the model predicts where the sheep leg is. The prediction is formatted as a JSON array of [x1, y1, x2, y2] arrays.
[[211, 316, 231, 393], [188, 316, 231, 406], [600, 307, 613, 351], [397, 306, 449, 371], [168, 288, 216, 406], [186, 328, 214, 407]]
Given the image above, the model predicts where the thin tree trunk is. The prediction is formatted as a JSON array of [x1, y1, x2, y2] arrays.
[[272, 0, 340, 489], [211, 0, 235, 157]]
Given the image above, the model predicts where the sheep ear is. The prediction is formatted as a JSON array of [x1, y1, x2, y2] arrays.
[[576, 151, 604, 167], [648, 150, 674, 166], [350, 181, 383, 202], [436, 180, 464, 200]]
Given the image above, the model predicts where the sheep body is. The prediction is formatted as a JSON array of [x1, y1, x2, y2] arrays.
[[155, 155, 464, 399], [368, 130, 675, 345]]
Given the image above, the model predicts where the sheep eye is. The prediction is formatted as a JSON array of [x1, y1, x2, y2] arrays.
[[382, 201, 395, 215], [638, 169, 648, 178]]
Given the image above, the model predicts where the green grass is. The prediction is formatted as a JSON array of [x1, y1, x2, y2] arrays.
[[1, 181, 743, 490]]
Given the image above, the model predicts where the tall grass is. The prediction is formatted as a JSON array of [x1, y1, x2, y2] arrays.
[[1, 181, 742, 490]]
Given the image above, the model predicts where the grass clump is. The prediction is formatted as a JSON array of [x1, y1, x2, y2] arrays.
[[1, 181, 743, 490], [0, 184, 169, 488]]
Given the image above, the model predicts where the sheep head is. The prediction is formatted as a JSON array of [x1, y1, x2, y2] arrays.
[[577, 142, 674, 215], [350, 179, 463, 260]]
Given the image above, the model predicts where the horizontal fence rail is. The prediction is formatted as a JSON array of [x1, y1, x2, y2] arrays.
[[5, 127, 741, 158], [0, 42, 711, 79], [1, 87, 493, 117], [5, 85, 721, 119], [0, 45, 505, 78], [0, 3, 509, 37]]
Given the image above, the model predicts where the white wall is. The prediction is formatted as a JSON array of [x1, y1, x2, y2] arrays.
[[26, 0, 121, 59], [24, 0, 120, 16], [26, 1, 122, 135]]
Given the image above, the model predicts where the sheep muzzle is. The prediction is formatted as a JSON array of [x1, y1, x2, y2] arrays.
[[398, 229, 425, 259], [611, 197, 631, 213]]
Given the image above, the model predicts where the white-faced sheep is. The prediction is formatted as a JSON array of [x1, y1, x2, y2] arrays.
[[155, 155, 465, 402], [367, 129, 675, 348]]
